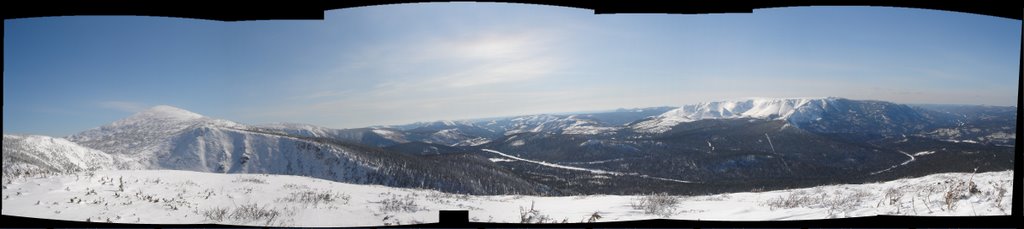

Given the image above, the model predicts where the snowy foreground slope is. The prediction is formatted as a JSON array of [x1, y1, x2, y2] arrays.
[[1, 170, 1011, 226]]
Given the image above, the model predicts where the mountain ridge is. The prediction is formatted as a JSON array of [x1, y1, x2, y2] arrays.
[[54, 105, 557, 195], [2, 97, 1014, 195]]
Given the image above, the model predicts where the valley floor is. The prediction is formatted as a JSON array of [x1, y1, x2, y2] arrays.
[[0, 170, 1012, 227]]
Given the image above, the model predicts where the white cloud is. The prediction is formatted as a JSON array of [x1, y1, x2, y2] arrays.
[[442, 57, 561, 88], [369, 29, 567, 91]]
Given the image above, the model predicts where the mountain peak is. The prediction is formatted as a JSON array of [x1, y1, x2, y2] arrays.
[[631, 97, 848, 133], [101, 105, 205, 129], [133, 105, 204, 120], [739, 96, 840, 100], [417, 120, 469, 128], [67, 105, 241, 158], [701, 97, 840, 106]]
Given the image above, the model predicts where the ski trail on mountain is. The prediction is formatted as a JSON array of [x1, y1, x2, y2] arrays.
[[482, 149, 695, 183], [871, 150, 916, 175], [481, 149, 621, 175]]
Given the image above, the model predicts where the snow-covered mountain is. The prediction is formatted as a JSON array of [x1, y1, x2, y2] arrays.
[[2, 99, 1012, 197], [2, 134, 115, 178], [419, 128, 491, 146], [256, 122, 346, 139], [390, 107, 674, 138], [407, 120, 474, 130], [57, 105, 553, 195], [380, 115, 625, 146], [384, 120, 474, 131], [558, 116, 622, 135], [66, 105, 244, 169], [632, 97, 835, 133], [475, 114, 620, 136], [632, 97, 935, 136], [401, 121, 500, 146], [574, 107, 677, 126], [254, 123, 408, 147], [910, 104, 1017, 145]]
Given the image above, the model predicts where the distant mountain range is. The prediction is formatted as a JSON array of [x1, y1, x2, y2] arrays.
[[2, 97, 1015, 195]]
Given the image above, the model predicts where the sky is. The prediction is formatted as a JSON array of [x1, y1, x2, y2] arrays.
[[3, 3, 1021, 137]]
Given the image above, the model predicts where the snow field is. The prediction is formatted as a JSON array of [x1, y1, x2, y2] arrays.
[[1, 170, 1011, 226]]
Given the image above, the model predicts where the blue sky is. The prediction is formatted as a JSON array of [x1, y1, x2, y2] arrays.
[[4, 4, 1020, 136]]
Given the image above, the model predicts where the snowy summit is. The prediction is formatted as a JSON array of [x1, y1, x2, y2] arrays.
[[632, 97, 840, 133]]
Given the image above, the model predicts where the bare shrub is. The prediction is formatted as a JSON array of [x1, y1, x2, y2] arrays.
[[424, 191, 471, 204], [701, 193, 731, 201], [381, 214, 399, 226], [202, 207, 229, 222], [279, 190, 350, 206], [763, 187, 869, 218], [882, 187, 904, 206], [377, 194, 421, 213], [630, 192, 679, 217], [915, 185, 939, 213], [586, 211, 602, 223], [943, 176, 978, 211], [281, 183, 308, 190], [824, 189, 870, 217], [519, 201, 551, 223], [876, 186, 908, 214], [232, 177, 267, 184], [230, 203, 281, 225], [764, 190, 816, 210], [990, 181, 1008, 211], [203, 203, 282, 226]]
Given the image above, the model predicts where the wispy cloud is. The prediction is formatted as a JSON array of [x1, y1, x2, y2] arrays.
[[257, 27, 576, 126], [365, 29, 567, 92], [98, 101, 147, 113], [280, 28, 569, 104], [441, 57, 561, 88]]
